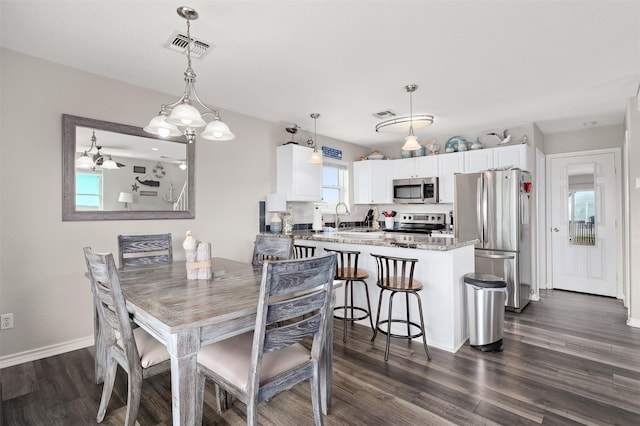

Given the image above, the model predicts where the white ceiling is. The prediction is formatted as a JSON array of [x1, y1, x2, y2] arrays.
[[2, 1, 640, 150]]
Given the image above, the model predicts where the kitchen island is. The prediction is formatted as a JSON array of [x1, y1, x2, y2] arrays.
[[265, 230, 477, 353]]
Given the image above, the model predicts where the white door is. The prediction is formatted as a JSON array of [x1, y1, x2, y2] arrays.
[[548, 151, 619, 297]]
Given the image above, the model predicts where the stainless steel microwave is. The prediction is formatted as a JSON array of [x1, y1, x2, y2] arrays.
[[392, 177, 439, 204]]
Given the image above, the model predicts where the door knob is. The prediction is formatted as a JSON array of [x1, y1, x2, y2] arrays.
[[552, 227, 559, 232]]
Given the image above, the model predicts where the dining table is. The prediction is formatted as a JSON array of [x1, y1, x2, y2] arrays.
[[111, 257, 337, 425]]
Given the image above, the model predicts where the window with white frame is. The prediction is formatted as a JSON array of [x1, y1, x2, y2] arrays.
[[316, 160, 349, 214]]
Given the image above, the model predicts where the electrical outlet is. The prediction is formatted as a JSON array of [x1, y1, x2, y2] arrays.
[[1, 313, 14, 330]]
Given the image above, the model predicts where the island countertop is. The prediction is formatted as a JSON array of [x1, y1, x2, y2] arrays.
[[264, 229, 478, 252]]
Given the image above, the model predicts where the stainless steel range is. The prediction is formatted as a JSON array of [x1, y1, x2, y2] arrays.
[[387, 213, 446, 234]]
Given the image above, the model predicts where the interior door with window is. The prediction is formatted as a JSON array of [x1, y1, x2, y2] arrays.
[[548, 151, 619, 297]]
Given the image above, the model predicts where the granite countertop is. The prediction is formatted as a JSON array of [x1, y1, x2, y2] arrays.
[[264, 229, 478, 252]]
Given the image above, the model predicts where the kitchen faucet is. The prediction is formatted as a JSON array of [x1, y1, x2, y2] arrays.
[[335, 202, 350, 229]]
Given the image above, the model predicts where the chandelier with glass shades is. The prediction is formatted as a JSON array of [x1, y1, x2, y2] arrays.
[[144, 6, 235, 143]]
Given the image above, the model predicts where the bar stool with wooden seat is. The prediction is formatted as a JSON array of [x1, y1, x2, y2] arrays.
[[324, 248, 374, 342], [370, 253, 432, 361]]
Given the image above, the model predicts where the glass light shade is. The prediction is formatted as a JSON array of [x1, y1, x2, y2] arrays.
[[166, 103, 207, 128], [200, 119, 236, 141], [143, 115, 182, 137], [309, 148, 323, 164], [402, 134, 421, 151], [76, 152, 94, 169], [101, 155, 118, 169]]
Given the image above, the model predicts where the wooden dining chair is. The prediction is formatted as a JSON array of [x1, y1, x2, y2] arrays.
[[293, 243, 316, 259], [196, 253, 337, 426], [83, 247, 171, 426], [251, 234, 294, 266], [117, 233, 173, 268]]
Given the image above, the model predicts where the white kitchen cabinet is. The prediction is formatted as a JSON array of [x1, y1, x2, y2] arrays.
[[437, 151, 464, 203], [493, 144, 529, 170], [464, 148, 494, 173], [389, 156, 438, 179], [353, 160, 392, 204], [276, 144, 322, 201]]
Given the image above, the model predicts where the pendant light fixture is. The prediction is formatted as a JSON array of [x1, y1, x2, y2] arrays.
[[401, 84, 422, 151], [308, 113, 323, 164], [144, 6, 235, 143]]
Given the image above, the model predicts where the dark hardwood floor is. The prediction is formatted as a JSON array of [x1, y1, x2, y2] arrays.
[[2, 289, 640, 425]]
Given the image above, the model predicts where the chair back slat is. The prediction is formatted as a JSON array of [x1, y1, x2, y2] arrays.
[[264, 313, 322, 352], [118, 233, 173, 268], [266, 291, 325, 324], [252, 235, 294, 266]]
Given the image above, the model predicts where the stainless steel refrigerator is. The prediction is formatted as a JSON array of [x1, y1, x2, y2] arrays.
[[454, 169, 532, 312]]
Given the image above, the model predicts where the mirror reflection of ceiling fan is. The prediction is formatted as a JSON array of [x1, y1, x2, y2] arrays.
[[93, 147, 126, 168]]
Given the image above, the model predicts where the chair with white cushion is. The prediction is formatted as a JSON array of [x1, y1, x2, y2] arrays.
[[196, 253, 337, 426], [83, 247, 171, 426]]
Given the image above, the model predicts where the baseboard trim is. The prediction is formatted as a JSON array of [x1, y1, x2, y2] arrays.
[[627, 317, 640, 328], [0, 336, 94, 369]]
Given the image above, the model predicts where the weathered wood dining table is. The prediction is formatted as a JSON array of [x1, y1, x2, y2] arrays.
[[114, 257, 336, 425]]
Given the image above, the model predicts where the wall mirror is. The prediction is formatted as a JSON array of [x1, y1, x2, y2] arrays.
[[62, 114, 195, 220], [567, 164, 595, 246]]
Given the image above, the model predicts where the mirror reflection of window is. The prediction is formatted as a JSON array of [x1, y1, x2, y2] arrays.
[[567, 172, 596, 245], [76, 172, 102, 210]]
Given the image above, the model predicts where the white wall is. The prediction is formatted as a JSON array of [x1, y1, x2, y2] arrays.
[[544, 124, 624, 154], [625, 97, 640, 327], [0, 48, 367, 361]]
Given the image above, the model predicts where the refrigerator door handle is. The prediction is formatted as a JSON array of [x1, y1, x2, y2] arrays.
[[476, 177, 483, 242], [476, 253, 515, 260]]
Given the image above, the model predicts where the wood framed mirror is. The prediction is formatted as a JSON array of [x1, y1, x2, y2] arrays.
[[62, 114, 195, 221]]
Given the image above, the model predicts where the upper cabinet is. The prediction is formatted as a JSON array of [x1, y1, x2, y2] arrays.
[[437, 152, 465, 203], [353, 160, 393, 204], [389, 156, 438, 180], [361, 144, 531, 205], [276, 144, 322, 201], [464, 148, 494, 173], [493, 144, 530, 170]]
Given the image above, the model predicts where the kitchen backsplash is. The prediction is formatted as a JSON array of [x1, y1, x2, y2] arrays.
[[260, 200, 455, 232]]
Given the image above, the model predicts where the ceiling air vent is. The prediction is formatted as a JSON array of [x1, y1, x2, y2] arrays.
[[164, 31, 214, 59], [372, 110, 397, 119]]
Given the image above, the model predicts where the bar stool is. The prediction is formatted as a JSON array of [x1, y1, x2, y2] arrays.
[[324, 248, 374, 342], [293, 244, 316, 259], [370, 253, 431, 361]]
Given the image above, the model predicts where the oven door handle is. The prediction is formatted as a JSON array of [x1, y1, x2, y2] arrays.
[[476, 253, 515, 260]]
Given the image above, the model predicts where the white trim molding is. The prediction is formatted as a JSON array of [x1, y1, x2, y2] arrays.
[[0, 335, 93, 369]]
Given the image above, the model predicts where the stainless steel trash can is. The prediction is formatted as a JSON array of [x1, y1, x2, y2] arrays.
[[464, 273, 507, 352]]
